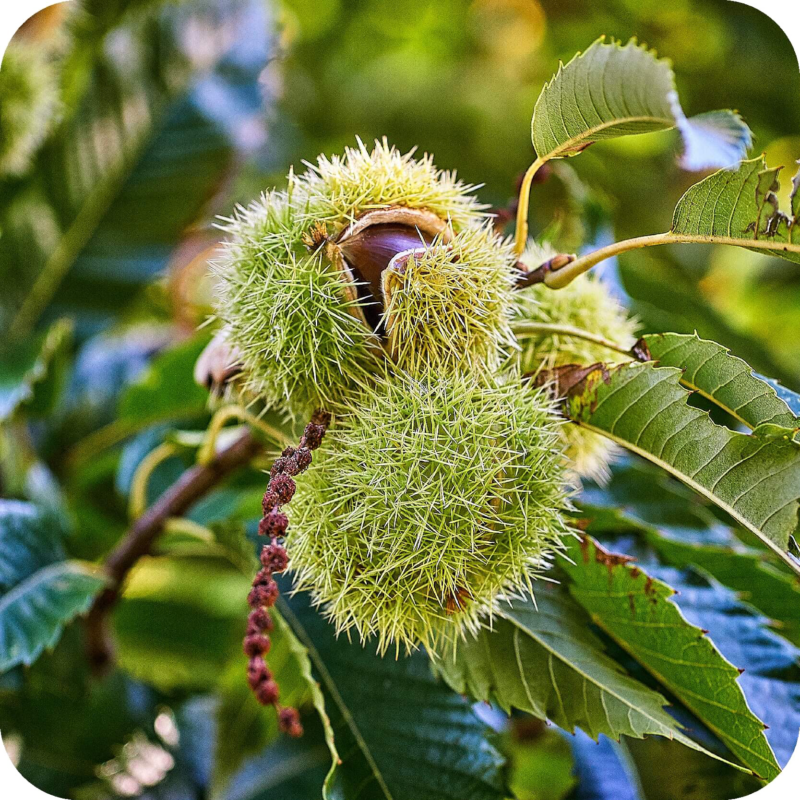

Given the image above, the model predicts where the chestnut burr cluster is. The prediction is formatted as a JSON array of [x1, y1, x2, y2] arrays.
[[243, 410, 331, 736]]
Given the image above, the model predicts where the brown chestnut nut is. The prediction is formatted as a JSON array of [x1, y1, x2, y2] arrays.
[[328, 207, 453, 333]]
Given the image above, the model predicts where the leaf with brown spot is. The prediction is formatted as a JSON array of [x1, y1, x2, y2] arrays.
[[560, 535, 779, 782]]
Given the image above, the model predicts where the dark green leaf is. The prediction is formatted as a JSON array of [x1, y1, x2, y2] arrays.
[[578, 456, 800, 637], [0, 500, 107, 672], [642, 332, 799, 429], [654, 566, 800, 769], [645, 535, 800, 647], [671, 156, 800, 264], [3, 630, 149, 799], [560, 535, 778, 781], [279, 589, 507, 800], [434, 586, 732, 765], [0, 561, 107, 672]]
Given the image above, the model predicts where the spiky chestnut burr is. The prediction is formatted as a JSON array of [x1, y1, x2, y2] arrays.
[[514, 241, 638, 482], [243, 410, 331, 736], [289, 374, 570, 655], [212, 139, 501, 418]]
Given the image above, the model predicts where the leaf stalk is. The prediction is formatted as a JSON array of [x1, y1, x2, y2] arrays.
[[514, 157, 547, 255]]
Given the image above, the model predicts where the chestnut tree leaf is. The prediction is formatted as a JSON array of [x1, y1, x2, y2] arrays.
[[640, 332, 800, 429], [0, 501, 107, 672], [433, 586, 742, 770], [650, 565, 800, 769], [559, 535, 779, 781], [576, 459, 800, 647], [532, 37, 751, 169], [558, 361, 800, 576], [670, 156, 800, 264], [279, 589, 507, 800]]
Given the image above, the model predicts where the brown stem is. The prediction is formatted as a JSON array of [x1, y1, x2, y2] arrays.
[[85, 429, 263, 674], [513, 253, 576, 289]]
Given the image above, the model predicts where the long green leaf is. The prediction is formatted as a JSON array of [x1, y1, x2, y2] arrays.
[[434, 587, 738, 768], [559, 361, 800, 575], [653, 565, 800, 769], [279, 590, 507, 800], [641, 333, 799, 430], [578, 457, 800, 643], [532, 37, 750, 169], [583, 498, 800, 646], [670, 156, 800, 264], [560, 535, 778, 781]]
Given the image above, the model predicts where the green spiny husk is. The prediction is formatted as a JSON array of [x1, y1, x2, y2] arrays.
[[213, 190, 380, 418], [288, 369, 571, 655], [384, 223, 516, 377], [514, 241, 638, 481], [213, 139, 506, 418]]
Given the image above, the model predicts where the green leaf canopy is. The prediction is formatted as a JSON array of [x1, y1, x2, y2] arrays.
[[434, 586, 736, 767]]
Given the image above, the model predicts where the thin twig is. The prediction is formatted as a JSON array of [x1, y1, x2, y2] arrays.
[[536, 231, 800, 289], [512, 321, 633, 357], [84, 429, 263, 674]]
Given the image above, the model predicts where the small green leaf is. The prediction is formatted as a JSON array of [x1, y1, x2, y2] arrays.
[[0, 318, 73, 423], [532, 38, 750, 169], [560, 535, 779, 781], [434, 586, 736, 767], [280, 589, 507, 800], [642, 333, 799, 430], [670, 156, 800, 264], [560, 361, 800, 575], [0, 560, 107, 672]]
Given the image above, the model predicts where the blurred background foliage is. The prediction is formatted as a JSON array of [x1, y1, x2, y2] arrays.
[[1, 1, 799, 799]]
